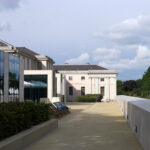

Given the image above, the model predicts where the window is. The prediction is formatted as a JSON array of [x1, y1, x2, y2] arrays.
[[69, 86, 73, 95], [24, 75, 47, 103], [81, 87, 85, 95], [101, 78, 104, 81], [81, 76, 85, 80], [0, 51, 4, 102], [69, 76, 72, 80], [9, 54, 20, 102], [100, 86, 105, 96]]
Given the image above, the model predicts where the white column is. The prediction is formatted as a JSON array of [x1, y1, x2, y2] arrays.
[[47, 70, 53, 101], [95, 78, 99, 94], [111, 77, 116, 100], [56, 73, 61, 97], [105, 77, 110, 101], [62, 74, 66, 103], [88, 77, 92, 94]]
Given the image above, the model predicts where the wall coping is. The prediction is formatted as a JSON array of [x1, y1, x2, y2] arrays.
[[0, 119, 58, 150], [117, 95, 150, 113]]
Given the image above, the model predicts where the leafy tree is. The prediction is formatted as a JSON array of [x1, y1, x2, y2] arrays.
[[123, 80, 137, 92], [117, 80, 123, 95], [136, 79, 142, 89], [142, 67, 150, 93]]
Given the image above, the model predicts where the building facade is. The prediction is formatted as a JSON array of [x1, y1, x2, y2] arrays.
[[54, 64, 118, 102], [0, 41, 24, 102], [0, 40, 56, 103], [0, 40, 118, 103]]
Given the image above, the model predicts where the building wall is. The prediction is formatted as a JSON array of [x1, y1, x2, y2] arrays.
[[65, 74, 89, 101], [24, 70, 53, 102], [59, 71, 117, 102]]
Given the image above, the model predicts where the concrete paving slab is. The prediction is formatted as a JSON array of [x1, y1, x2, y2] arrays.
[[24, 102, 142, 150]]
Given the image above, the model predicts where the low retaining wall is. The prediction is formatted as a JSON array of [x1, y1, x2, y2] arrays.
[[116, 95, 150, 150], [0, 119, 58, 150]]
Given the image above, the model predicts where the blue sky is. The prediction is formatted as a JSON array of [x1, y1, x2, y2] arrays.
[[1, 0, 150, 80]]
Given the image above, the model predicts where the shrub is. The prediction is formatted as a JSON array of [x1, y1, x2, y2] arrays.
[[0, 102, 51, 141], [76, 94, 103, 102]]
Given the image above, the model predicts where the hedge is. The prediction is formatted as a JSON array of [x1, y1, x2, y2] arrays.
[[0, 102, 51, 141], [76, 94, 103, 102]]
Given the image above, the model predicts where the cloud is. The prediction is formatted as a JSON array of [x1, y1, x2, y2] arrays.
[[66, 53, 89, 64], [96, 14, 150, 46], [0, 0, 25, 11], [93, 48, 120, 61], [92, 14, 150, 75], [96, 45, 150, 70], [0, 22, 10, 31]]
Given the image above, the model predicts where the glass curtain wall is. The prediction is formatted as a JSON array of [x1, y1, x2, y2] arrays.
[[0, 51, 4, 102], [24, 75, 47, 103], [9, 54, 20, 102]]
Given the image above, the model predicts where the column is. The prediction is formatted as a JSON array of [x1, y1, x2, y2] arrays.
[[105, 77, 110, 101], [19, 55, 24, 102], [88, 77, 92, 94], [47, 70, 53, 102], [62, 74, 66, 103], [95, 78, 99, 94]]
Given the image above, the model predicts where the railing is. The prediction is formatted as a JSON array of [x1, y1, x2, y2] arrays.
[[116, 95, 150, 150]]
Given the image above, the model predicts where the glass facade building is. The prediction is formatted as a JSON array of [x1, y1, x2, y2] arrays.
[[9, 54, 20, 102], [0, 51, 4, 102], [24, 75, 47, 102]]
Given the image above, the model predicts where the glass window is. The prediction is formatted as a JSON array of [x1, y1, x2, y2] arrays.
[[81, 76, 85, 80], [69, 86, 73, 96], [100, 86, 105, 96], [81, 87, 85, 95], [69, 76, 72, 80], [9, 54, 20, 102], [24, 75, 47, 103], [0, 51, 4, 102], [101, 78, 104, 81]]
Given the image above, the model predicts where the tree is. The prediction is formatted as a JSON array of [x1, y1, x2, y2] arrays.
[[123, 80, 137, 92], [136, 79, 142, 89], [142, 67, 150, 93], [117, 80, 123, 95]]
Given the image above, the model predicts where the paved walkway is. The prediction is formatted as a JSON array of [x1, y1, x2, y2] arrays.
[[25, 102, 142, 150]]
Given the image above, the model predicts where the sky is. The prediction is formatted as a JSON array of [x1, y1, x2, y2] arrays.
[[1, 0, 150, 80]]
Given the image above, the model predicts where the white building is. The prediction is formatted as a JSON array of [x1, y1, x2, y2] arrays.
[[54, 64, 118, 102]]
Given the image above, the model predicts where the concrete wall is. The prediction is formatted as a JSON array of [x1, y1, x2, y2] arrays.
[[116, 95, 150, 150]]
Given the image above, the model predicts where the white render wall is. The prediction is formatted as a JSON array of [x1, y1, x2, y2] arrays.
[[24, 70, 53, 102], [55, 73, 62, 97], [59, 70, 117, 102]]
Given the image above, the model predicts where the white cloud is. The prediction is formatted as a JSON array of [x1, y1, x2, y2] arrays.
[[66, 53, 89, 64], [0, 22, 10, 31], [96, 45, 150, 70], [0, 0, 25, 11], [93, 48, 120, 61], [92, 14, 150, 74], [96, 14, 150, 46]]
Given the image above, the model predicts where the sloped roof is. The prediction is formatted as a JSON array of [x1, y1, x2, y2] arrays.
[[0, 41, 8, 46], [53, 65, 108, 71], [17, 47, 39, 58]]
